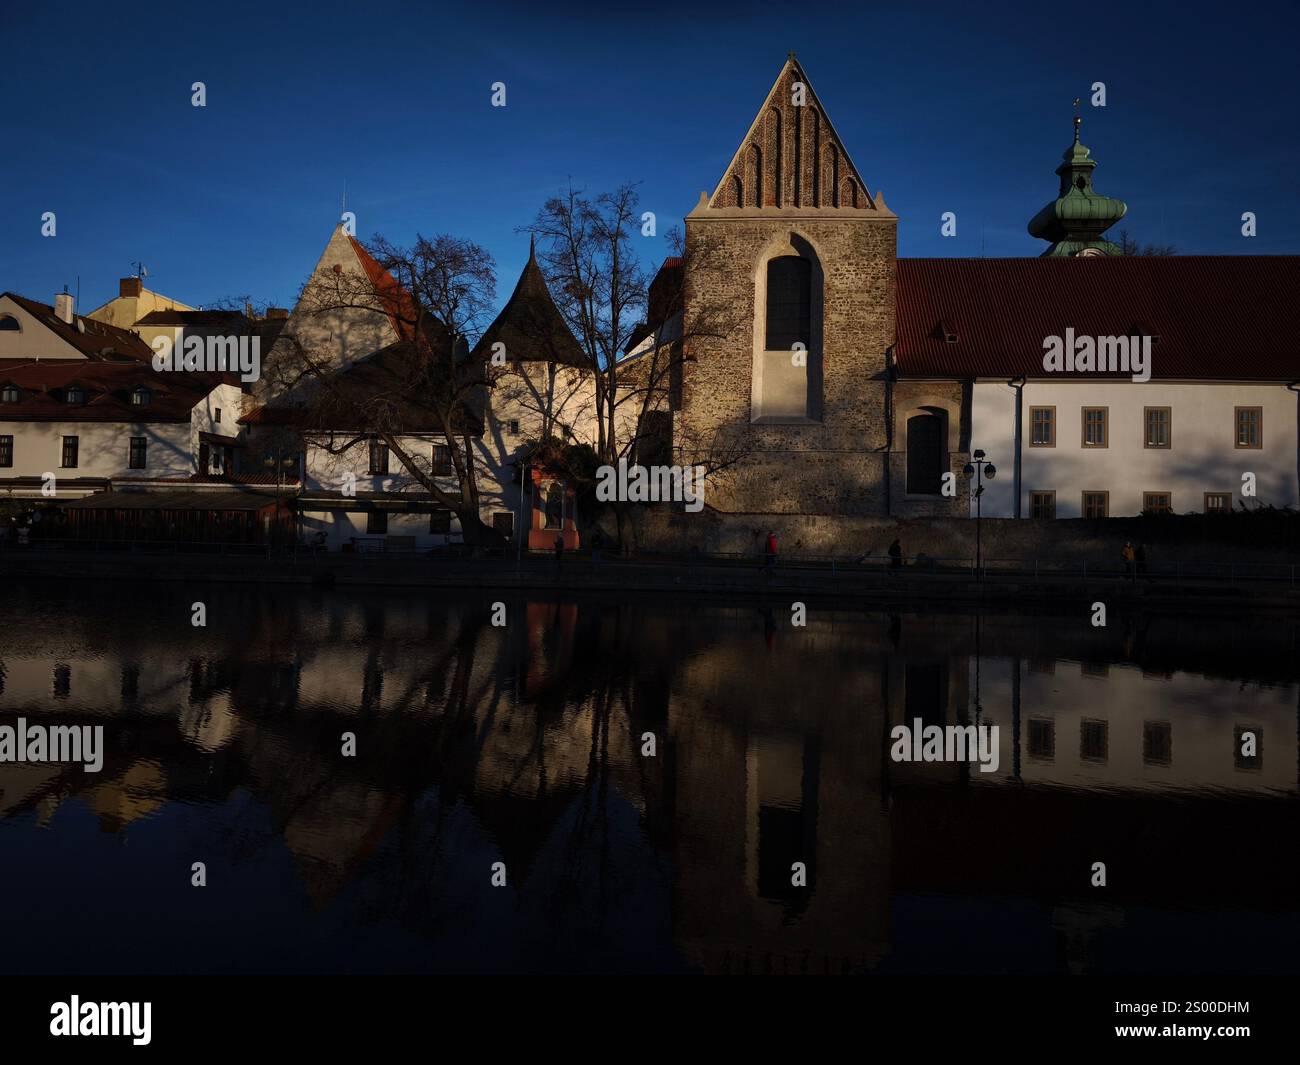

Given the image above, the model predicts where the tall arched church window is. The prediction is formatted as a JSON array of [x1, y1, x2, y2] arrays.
[[752, 236, 822, 423], [765, 257, 811, 351]]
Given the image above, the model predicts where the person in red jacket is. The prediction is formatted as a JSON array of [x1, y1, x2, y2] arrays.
[[764, 530, 778, 573]]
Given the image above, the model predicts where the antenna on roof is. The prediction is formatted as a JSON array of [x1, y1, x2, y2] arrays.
[[130, 261, 148, 280]]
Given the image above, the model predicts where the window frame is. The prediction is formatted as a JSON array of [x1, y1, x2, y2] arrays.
[[368, 437, 390, 475], [1080, 718, 1109, 763], [1028, 405, 1056, 447], [432, 444, 453, 476], [1143, 720, 1173, 766], [128, 436, 148, 470], [1027, 718, 1055, 761], [1204, 492, 1233, 514], [1234, 406, 1262, 449], [1142, 491, 1172, 515], [365, 510, 388, 535], [1081, 490, 1109, 519], [0, 434, 12, 468], [1143, 406, 1171, 449], [1029, 490, 1056, 519], [1081, 406, 1109, 448], [61, 435, 79, 469]]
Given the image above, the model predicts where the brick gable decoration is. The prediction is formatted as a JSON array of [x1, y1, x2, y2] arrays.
[[708, 53, 876, 211]]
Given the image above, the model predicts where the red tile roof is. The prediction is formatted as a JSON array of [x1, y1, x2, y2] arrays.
[[894, 256, 1300, 381], [2, 293, 154, 362], [348, 237, 419, 342], [0, 359, 223, 422]]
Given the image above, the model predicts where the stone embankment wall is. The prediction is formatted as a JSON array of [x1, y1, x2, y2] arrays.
[[627, 506, 1300, 565]]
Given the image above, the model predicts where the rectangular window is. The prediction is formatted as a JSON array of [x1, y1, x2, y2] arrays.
[[1143, 407, 1171, 449], [366, 511, 388, 534], [1143, 721, 1172, 766], [0, 435, 11, 468], [368, 438, 389, 474], [1029, 490, 1056, 519], [1029, 406, 1055, 447], [1082, 491, 1109, 519], [1235, 407, 1262, 449], [1205, 492, 1233, 514], [61, 436, 79, 469], [214, 408, 222, 424], [1142, 492, 1172, 515], [129, 437, 147, 470], [1081, 407, 1108, 448], [432, 444, 452, 476], [508, 419, 520, 435], [1080, 719, 1109, 762], [1027, 718, 1055, 761], [429, 509, 452, 534]]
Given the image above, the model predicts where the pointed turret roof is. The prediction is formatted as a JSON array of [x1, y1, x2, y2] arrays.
[[1028, 115, 1128, 256], [472, 238, 588, 367], [705, 53, 877, 211]]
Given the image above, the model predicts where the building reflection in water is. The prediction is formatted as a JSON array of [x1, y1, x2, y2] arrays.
[[0, 582, 1297, 974]]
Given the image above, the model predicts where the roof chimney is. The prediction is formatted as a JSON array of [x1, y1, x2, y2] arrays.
[[119, 276, 143, 298], [54, 289, 75, 324]]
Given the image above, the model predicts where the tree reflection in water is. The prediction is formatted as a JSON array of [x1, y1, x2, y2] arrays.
[[0, 583, 1296, 974]]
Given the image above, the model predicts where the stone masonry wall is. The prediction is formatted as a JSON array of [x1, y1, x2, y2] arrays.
[[675, 212, 897, 515]]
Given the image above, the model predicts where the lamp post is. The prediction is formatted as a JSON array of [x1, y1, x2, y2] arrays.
[[963, 449, 997, 579]]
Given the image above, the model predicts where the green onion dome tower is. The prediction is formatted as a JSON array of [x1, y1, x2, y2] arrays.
[[1028, 114, 1128, 256]]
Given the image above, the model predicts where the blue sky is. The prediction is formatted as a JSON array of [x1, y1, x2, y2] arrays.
[[1, 0, 1294, 321]]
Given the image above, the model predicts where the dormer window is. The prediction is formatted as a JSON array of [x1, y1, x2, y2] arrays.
[[1, 385, 18, 404], [132, 387, 151, 406], [932, 320, 958, 344], [66, 386, 86, 405]]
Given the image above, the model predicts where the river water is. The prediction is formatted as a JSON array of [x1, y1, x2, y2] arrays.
[[0, 582, 1296, 974]]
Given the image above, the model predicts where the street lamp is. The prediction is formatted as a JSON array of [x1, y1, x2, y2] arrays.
[[962, 449, 997, 579]]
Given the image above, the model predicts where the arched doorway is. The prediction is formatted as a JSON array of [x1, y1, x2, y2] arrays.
[[906, 412, 946, 495]]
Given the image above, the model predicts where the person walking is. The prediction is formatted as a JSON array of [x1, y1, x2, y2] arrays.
[[590, 527, 603, 565], [554, 533, 564, 569], [1121, 541, 1136, 582], [888, 537, 902, 574], [764, 530, 778, 574], [1135, 542, 1148, 581]]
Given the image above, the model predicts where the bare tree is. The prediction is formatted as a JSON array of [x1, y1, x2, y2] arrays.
[[263, 233, 502, 549], [527, 183, 648, 464], [526, 192, 753, 552], [1116, 229, 1177, 256]]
